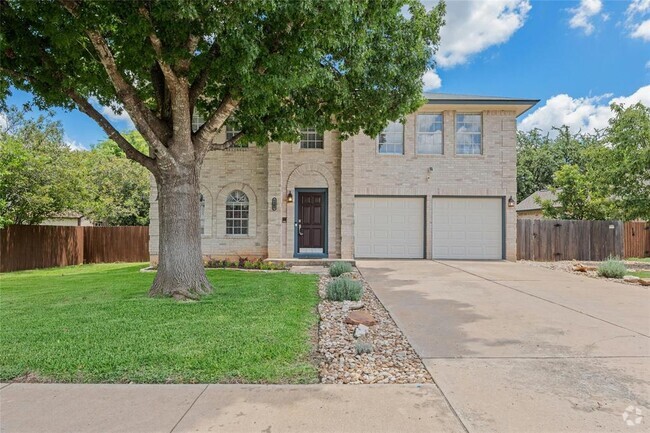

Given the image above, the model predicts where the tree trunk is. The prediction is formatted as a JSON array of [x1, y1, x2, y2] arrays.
[[149, 166, 212, 300]]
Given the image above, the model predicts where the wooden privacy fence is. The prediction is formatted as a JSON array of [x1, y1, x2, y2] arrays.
[[517, 219, 649, 261], [0, 225, 149, 272], [624, 221, 650, 259]]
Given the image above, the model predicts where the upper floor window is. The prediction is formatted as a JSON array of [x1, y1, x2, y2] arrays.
[[199, 193, 206, 235], [456, 114, 482, 155], [416, 114, 443, 155], [191, 112, 205, 133], [226, 190, 249, 235], [377, 121, 404, 155], [300, 128, 324, 149], [226, 125, 247, 148]]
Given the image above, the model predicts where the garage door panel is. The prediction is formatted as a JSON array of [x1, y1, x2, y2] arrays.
[[355, 197, 424, 259], [433, 197, 503, 260]]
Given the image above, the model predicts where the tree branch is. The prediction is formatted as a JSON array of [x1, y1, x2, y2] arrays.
[[210, 131, 244, 151], [67, 90, 157, 173], [59, 0, 171, 145], [194, 93, 240, 152], [189, 41, 220, 108]]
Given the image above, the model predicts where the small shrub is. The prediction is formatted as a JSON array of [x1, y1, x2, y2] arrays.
[[355, 340, 373, 355], [326, 277, 363, 301], [597, 258, 627, 278], [329, 261, 353, 277]]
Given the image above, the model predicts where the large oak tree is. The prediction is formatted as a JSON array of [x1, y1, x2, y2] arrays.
[[1, 0, 445, 299]]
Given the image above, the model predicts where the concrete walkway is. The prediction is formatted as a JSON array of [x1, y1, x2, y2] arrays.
[[357, 260, 650, 433], [0, 383, 465, 433]]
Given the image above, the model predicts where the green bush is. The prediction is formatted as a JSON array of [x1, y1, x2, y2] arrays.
[[355, 340, 373, 355], [329, 261, 353, 277], [597, 258, 627, 278], [326, 277, 363, 301]]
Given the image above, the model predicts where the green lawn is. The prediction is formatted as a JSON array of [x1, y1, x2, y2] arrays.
[[627, 270, 650, 279], [625, 257, 650, 263], [0, 264, 319, 384]]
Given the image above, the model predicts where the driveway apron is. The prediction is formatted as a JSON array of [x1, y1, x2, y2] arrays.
[[357, 260, 650, 433]]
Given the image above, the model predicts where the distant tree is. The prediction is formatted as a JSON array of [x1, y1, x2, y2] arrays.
[[1, 1, 445, 299], [75, 132, 150, 226], [516, 126, 599, 202], [599, 103, 650, 221], [537, 164, 612, 220], [0, 107, 77, 227]]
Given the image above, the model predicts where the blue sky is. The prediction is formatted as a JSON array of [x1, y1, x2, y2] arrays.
[[5, 0, 650, 149]]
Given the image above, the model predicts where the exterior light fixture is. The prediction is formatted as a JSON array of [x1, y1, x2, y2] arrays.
[[507, 196, 515, 208], [287, 191, 293, 203], [271, 197, 277, 211]]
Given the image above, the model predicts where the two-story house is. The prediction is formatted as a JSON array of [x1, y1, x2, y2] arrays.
[[149, 93, 538, 263]]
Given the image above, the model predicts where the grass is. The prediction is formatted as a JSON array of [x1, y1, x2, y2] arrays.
[[625, 257, 650, 263], [626, 270, 650, 279], [0, 263, 319, 384]]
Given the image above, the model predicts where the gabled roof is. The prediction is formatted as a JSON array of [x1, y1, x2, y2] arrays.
[[516, 190, 558, 212], [423, 92, 540, 117]]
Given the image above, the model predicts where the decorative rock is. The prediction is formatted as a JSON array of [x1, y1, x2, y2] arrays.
[[345, 310, 377, 326], [623, 275, 640, 282], [354, 324, 369, 338], [344, 301, 365, 310]]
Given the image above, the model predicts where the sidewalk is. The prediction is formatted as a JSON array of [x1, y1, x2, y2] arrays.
[[0, 383, 466, 433]]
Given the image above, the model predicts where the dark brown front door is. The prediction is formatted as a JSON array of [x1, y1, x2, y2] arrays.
[[298, 192, 325, 253]]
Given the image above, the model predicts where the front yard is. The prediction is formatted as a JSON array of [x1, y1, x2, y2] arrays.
[[0, 264, 319, 384]]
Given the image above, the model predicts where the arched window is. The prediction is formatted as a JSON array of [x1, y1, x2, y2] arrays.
[[199, 193, 206, 235], [226, 190, 249, 235]]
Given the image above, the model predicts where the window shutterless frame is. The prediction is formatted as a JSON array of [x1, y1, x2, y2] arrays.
[[455, 113, 483, 155], [299, 128, 324, 149], [416, 114, 444, 155], [377, 121, 404, 155]]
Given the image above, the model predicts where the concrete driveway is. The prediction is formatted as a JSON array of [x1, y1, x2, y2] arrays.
[[357, 260, 650, 433]]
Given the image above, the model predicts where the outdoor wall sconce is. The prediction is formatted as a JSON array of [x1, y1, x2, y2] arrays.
[[271, 197, 277, 211], [507, 196, 515, 208], [287, 191, 293, 203]]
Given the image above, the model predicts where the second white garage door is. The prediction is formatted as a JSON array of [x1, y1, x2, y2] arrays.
[[355, 197, 424, 258], [432, 197, 503, 259]]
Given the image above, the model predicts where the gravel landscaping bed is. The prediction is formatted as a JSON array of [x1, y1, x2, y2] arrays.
[[521, 260, 650, 286], [317, 269, 432, 384]]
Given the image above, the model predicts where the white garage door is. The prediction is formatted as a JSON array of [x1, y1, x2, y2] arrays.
[[432, 197, 503, 259], [355, 197, 424, 258]]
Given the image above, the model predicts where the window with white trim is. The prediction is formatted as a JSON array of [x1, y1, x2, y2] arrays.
[[199, 193, 206, 235], [300, 128, 324, 149], [226, 125, 247, 148], [416, 114, 443, 154], [377, 121, 404, 154], [225, 190, 249, 235], [191, 112, 205, 132], [456, 114, 482, 155]]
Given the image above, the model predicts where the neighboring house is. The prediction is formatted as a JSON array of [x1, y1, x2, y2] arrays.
[[149, 93, 538, 263], [40, 212, 93, 227], [516, 190, 558, 219]]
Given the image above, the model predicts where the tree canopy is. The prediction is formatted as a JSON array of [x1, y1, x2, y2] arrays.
[[0, 0, 446, 298], [518, 102, 650, 221]]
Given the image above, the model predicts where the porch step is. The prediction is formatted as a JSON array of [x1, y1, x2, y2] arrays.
[[265, 258, 355, 267]]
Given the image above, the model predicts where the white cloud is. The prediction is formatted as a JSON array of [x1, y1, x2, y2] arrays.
[[520, 85, 650, 136], [89, 97, 134, 128], [626, 0, 650, 41], [64, 137, 88, 151], [568, 0, 603, 35], [422, 70, 442, 90], [631, 19, 650, 41], [420, 0, 531, 69], [0, 112, 7, 131], [646, 60, 650, 69], [627, 0, 650, 16]]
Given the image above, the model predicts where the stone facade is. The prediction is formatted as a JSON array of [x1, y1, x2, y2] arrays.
[[149, 99, 524, 263]]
